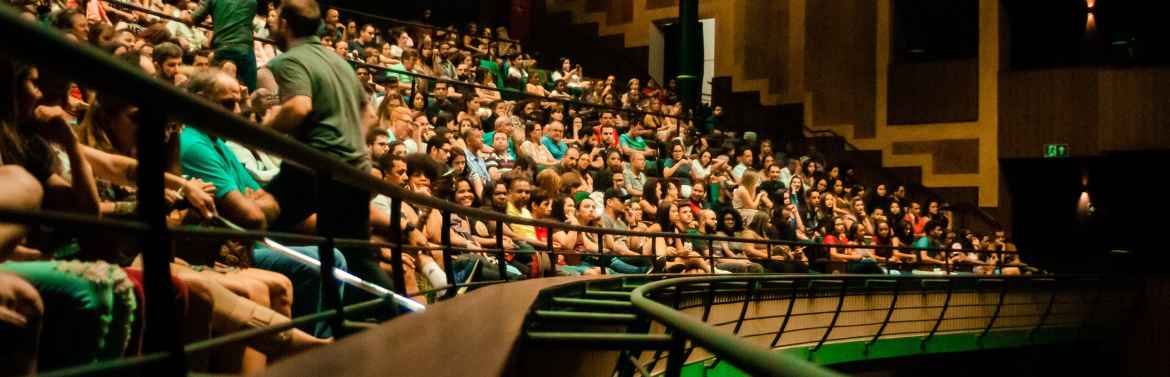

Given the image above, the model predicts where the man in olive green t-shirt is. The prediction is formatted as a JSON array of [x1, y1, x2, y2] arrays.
[[264, 0, 392, 304], [185, 0, 257, 90]]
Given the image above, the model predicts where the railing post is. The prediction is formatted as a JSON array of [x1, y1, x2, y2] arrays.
[[977, 278, 1009, 347], [546, 224, 555, 276], [1029, 278, 1059, 343], [706, 234, 717, 272], [137, 109, 186, 375], [769, 279, 800, 348], [664, 332, 686, 377], [809, 280, 848, 357], [864, 279, 901, 354], [315, 174, 344, 336], [441, 210, 457, 298], [598, 230, 608, 275], [920, 278, 953, 350], [496, 220, 507, 281], [390, 197, 406, 295]]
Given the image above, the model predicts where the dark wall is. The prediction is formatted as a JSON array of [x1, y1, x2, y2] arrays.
[[887, 60, 979, 125], [805, 0, 875, 138], [1002, 151, 1170, 274], [999, 67, 1170, 159]]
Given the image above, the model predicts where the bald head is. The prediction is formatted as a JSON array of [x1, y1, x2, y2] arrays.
[[187, 69, 241, 111], [279, 0, 322, 38]]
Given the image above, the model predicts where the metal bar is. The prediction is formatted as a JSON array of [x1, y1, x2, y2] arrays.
[[390, 198, 406, 295], [769, 280, 800, 348], [598, 230, 608, 275], [630, 276, 845, 377], [732, 281, 758, 335], [315, 174, 344, 337], [184, 297, 387, 354], [525, 332, 673, 349], [707, 234, 717, 273], [809, 280, 849, 355], [627, 354, 652, 377], [865, 279, 901, 354], [440, 210, 456, 299], [664, 333, 686, 377], [135, 108, 186, 375], [977, 279, 1010, 346], [1029, 279, 1060, 342], [495, 220, 507, 281], [921, 278, 954, 350]]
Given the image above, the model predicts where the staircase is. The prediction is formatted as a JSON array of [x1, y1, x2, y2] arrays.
[[517, 276, 671, 377], [529, 6, 649, 82]]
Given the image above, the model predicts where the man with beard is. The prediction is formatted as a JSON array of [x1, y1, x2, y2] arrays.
[[264, 0, 390, 305]]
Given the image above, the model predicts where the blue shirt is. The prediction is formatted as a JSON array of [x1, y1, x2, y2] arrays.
[[541, 136, 567, 160], [464, 147, 491, 185], [180, 127, 260, 198]]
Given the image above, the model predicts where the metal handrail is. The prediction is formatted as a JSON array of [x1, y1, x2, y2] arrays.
[[629, 274, 1121, 376], [630, 276, 846, 377], [326, 4, 523, 45], [0, 6, 1033, 376]]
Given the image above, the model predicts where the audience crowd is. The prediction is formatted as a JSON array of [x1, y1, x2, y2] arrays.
[[0, 0, 1031, 374]]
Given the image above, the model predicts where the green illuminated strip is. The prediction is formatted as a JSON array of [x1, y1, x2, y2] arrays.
[[675, 328, 1078, 377]]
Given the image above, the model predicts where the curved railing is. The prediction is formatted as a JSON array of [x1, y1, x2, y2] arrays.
[[0, 4, 1050, 376], [629, 274, 1135, 376]]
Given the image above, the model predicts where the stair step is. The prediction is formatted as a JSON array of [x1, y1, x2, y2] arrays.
[[532, 310, 639, 324], [551, 297, 634, 309], [584, 290, 632, 300], [526, 331, 673, 349]]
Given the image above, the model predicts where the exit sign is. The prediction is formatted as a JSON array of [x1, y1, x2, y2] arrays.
[[1044, 144, 1069, 158]]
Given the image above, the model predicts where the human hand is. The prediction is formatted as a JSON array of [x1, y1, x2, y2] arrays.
[[33, 106, 76, 146], [183, 179, 217, 219]]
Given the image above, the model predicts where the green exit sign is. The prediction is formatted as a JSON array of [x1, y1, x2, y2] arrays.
[[1044, 144, 1069, 158]]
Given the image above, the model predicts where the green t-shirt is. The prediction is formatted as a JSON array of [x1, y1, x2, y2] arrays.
[[190, 0, 255, 53], [912, 236, 941, 259], [180, 127, 260, 198], [267, 37, 372, 172], [385, 63, 414, 85]]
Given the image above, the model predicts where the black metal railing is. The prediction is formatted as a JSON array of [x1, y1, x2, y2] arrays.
[[629, 274, 1135, 377], [0, 5, 1056, 377]]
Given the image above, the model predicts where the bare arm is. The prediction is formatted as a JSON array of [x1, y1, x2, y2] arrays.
[[265, 96, 313, 134]]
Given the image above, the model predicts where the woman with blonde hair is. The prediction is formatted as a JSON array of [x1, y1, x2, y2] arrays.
[[733, 170, 773, 224]]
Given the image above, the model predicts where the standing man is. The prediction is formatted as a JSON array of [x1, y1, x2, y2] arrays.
[[185, 0, 258, 90], [265, 0, 391, 303]]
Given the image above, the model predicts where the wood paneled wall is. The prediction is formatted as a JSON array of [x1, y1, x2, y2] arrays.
[[805, 0, 876, 138], [999, 67, 1170, 159], [887, 59, 979, 125]]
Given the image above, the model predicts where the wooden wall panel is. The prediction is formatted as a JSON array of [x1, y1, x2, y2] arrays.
[[805, 0, 876, 138], [645, 0, 676, 10], [605, 0, 633, 25], [888, 59, 979, 125], [891, 138, 980, 174], [1000, 67, 1170, 160], [998, 69, 1099, 159], [1097, 68, 1170, 152], [742, 0, 789, 92]]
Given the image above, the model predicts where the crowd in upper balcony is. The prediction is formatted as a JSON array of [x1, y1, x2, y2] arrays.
[[0, 0, 1033, 374]]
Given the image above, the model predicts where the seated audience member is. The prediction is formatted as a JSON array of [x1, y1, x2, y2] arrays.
[[179, 70, 348, 335], [912, 220, 949, 268], [599, 189, 652, 273]]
